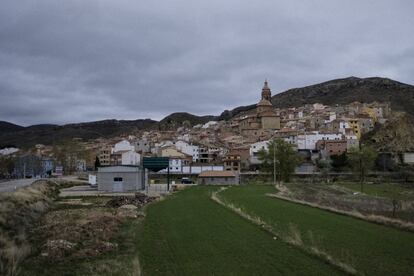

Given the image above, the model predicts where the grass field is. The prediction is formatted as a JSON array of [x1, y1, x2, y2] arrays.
[[220, 185, 414, 276], [17, 185, 414, 275], [333, 182, 414, 200], [136, 186, 342, 275]]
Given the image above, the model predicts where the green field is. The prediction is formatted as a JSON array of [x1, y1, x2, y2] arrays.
[[18, 185, 414, 275], [220, 185, 414, 275], [136, 186, 341, 275]]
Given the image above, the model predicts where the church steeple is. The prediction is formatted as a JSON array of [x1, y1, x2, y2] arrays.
[[261, 80, 271, 101]]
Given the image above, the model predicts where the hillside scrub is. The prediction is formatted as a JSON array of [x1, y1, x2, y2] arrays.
[[282, 182, 414, 224], [17, 193, 157, 275], [0, 180, 75, 275]]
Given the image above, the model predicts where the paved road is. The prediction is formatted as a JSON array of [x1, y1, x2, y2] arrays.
[[0, 178, 41, 193], [0, 176, 87, 193], [0, 175, 88, 193]]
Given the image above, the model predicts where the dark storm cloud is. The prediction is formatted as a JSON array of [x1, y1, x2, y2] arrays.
[[1, 0, 414, 125]]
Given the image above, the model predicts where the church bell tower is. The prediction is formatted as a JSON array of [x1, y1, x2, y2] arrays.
[[261, 80, 272, 101]]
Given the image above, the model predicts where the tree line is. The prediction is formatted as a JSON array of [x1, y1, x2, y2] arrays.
[[256, 138, 403, 191]]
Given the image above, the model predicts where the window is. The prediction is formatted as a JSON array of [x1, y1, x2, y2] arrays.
[[114, 177, 123, 182]]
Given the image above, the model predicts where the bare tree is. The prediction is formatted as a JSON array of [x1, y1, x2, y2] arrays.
[[348, 144, 378, 192]]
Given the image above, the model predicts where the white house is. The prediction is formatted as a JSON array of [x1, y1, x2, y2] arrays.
[[160, 158, 183, 173], [134, 139, 151, 153], [283, 135, 297, 145], [249, 140, 269, 164], [249, 137, 297, 165], [297, 132, 343, 150], [112, 140, 135, 153], [202, 121, 218, 129], [177, 134, 191, 142], [250, 141, 269, 156], [175, 140, 199, 162], [338, 121, 351, 134], [121, 151, 141, 165], [325, 112, 337, 123]]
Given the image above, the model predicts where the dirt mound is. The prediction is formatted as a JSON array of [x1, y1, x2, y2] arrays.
[[42, 239, 77, 258], [36, 208, 123, 261], [105, 193, 156, 208]]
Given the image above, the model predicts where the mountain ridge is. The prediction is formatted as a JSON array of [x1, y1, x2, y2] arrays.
[[2, 76, 414, 148], [218, 76, 414, 120]]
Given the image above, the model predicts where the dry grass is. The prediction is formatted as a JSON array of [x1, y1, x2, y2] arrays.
[[0, 237, 30, 276], [0, 181, 54, 275], [131, 257, 142, 276], [211, 187, 358, 275], [33, 207, 123, 260], [285, 182, 414, 223], [286, 223, 303, 246], [0, 180, 79, 275], [267, 192, 414, 232]]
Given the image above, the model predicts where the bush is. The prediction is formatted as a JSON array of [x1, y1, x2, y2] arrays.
[[0, 180, 70, 275]]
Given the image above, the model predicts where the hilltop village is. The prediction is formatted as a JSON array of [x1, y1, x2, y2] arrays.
[[97, 81, 391, 172], [3, 81, 414, 276], [1, 81, 398, 180]]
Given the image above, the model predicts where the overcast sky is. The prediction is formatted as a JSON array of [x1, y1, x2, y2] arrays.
[[1, 1, 413, 126]]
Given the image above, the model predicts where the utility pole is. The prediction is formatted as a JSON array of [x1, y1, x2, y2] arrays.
[[273, 142, 276, 186], [167, 165, 170, 191]]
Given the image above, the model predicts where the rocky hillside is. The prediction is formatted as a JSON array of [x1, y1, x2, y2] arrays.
[[218, 77, 414, 119], [0, 112, 215, 148], [2, 76, 414, 148], [363, 113, 414, 153], [158, 112, 215, 130]]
